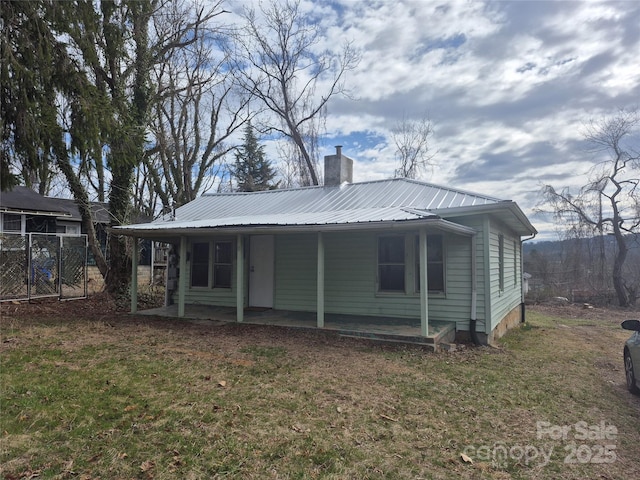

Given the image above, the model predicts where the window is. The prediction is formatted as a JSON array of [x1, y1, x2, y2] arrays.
[[378, 233, 446, 294], [2, 214, 22, 232], [191, 242, 210, 287], [513, 240, 518, 288], [498, 234, 504, 291], [415, 234, 445, 293], [213, 241, 233, 288], [378, 236, 405, 292]]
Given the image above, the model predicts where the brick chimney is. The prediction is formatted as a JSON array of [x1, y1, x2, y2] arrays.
[[324, 145, 353, 187]]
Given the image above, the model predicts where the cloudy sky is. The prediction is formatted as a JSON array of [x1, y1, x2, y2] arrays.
[[225, 0, 640, 240]]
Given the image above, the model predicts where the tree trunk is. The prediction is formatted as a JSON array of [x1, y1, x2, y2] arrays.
[[105, 161, 134, 295], [612, 231, 629, 307], [57, 152, 109, 278]]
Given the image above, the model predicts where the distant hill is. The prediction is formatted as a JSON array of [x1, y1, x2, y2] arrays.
[[524, 233, 639, 257]]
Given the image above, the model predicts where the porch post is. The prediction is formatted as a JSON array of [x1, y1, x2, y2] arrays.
[[317, 231, 324, 328], [130, 237, 138, 313], [236, 234, 244, 322], [178, 236, 187, 317], [419, 228, 429, 337]]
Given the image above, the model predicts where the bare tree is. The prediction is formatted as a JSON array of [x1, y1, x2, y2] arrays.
[[542, 108, 640, 306], [234, 0, 359, 185], [275, 138, 309, 188], [392, 114, 436, 179], [139, 8, 252, 214]]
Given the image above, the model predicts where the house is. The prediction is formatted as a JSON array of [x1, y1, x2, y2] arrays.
[[0, 187, 162, 300], [116, 147, 537, 345], [0, 186, 78, 235]]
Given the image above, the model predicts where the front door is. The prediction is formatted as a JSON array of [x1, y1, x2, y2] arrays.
[[249, 235, 274, 308]]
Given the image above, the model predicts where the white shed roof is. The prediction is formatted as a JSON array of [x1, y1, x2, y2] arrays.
[[116, 178, 536, 238]]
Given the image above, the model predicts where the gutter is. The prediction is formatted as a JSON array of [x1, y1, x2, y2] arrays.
[[520, 232, 537, 324], [0, 208, 72, 218], [469, 232, 481, 345]]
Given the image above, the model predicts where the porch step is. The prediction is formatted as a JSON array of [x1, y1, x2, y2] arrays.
[[336, 320, 456, 349], [338, 333, 438, 351]]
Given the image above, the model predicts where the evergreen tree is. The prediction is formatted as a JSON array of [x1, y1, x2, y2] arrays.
[[1, 0, 223, 294], [233, 123, 278, 192]]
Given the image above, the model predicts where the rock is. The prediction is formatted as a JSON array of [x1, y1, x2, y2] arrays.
[[549, 296, 570, 305]]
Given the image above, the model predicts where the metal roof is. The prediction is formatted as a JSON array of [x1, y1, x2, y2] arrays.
[[116, 178, 536, 237], [118, 206, 433, 231], [175, 178, 501, 221]]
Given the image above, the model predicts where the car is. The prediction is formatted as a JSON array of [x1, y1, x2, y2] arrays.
[[622, 319, 640, 394]]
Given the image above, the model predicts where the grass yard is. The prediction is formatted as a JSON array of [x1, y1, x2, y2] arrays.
[[1, 298, 639, 479]]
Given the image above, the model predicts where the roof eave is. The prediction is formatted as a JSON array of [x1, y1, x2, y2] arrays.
[[1, 207, 72, 218], [432, 202, 537, 236], [114, 217, 477, 238]]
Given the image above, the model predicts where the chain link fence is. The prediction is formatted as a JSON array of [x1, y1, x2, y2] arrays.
[[1, 233, 88, 302]]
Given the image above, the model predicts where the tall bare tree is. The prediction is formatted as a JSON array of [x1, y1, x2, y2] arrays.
[[139, 4, 251, 214], [392, 114, 436, 179], [542, 109, 640, 306], [234, 0, 359, 185]]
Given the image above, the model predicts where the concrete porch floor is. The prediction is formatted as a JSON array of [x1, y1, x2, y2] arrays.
[[137, 304, 456, 348]]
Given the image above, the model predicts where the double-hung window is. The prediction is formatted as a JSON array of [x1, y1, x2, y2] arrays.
[[415, 234, 444, 293], [1, 213, 23, 233], [498, 234, 505, 291], [213, 241, 233, 288], [513, 239, 518, 288], [191, 242, 210, 287], [378, 236, 405, 292], [190, 240, 233, 288], [378, 233, 445, 294]]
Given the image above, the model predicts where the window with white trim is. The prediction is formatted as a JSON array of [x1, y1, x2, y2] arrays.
[[213, 241, 233, 288], [415, 234, 445, 293], [2, 213, 23, 233], [378, 236, 405, 292], [498, 234, 504, 291], [513, 239, 518, 288], [191, 242, 210, 287], [377, 233, 445, 294]]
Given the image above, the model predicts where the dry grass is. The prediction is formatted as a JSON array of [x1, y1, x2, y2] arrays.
[[1, 298, 639, 479]]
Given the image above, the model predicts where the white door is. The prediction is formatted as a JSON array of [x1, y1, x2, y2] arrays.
[[249, 235, 274, 308]]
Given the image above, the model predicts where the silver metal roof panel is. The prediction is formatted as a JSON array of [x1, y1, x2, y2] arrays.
[[116, 178, 536, 236], [172, 178, 500, 222]]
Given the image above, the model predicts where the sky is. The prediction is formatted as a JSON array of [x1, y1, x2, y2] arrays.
[[224, 0, 640, 241]]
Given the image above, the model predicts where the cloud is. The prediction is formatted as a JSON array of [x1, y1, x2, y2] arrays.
[[223, 0, 640, 240]]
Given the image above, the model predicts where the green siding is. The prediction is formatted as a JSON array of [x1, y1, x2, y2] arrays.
[[274, 234, 317, 311], [180, 235, 239, 308], [486, 219, 523, 331], [170, 216, 524, 336], [274, 230, 476, 330], [449, 216, 488, 331], [324, 232, 420, 318]]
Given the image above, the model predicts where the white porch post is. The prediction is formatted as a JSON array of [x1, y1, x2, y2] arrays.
[[178, 236, 187, 317], [236, 234, 244, 322], [130, 237, 138, 313], [419, 228, 429, 337], [317, 232, 325, 328]]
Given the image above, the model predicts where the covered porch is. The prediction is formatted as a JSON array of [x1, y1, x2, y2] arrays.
[[137, 304, 456, 349], [127, 220, 478, 346]]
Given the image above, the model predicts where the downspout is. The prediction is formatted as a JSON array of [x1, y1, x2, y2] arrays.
[[470, 233, 481, 345], [520, 232, 537, 323]]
